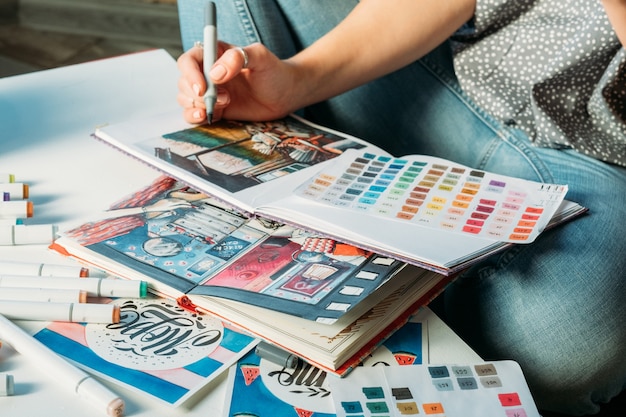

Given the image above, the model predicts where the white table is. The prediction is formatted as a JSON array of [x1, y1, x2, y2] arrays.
[[0, 50, 480, 416]]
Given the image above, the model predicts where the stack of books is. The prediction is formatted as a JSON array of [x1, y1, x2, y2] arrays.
[[50, 111, 585, 381]]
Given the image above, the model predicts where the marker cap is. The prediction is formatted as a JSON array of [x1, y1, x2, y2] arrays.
[[0, 259, 86, 276], [0, 200, 33, 218], [255, 341, 298, 368], [71, 303, 121, 323], [0, 174, 15, 183], [0, 374, 14, 396], [0, 287, 86, 303], [0, 224, 57, 246], [76, 377, 125, 417], [0, 276, 147, 299], [0, 301, 120, 323], [0, 183, 29, 199], [205, 1, 216, 25], [98, 279, 148, 298]]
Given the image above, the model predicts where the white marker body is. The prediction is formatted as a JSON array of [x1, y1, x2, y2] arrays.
[[0, 260, 87, 277], [0, 275, 143, 298], [0, 224, 57, 245], [0, 287, 86, 303], [0, 300, 119, 323]]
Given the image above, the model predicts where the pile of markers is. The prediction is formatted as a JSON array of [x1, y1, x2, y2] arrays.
[[0, 260, 148, 324], [0, 172, 57, 246], [0, 260, 148, 401], [0, 173, 145, 412]]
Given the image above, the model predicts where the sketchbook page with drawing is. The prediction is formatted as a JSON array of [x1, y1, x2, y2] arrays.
[[196, 264, 449, 375], [224, 316, 428, 417], [93, 111, 374, 215], [51, 176, 408, 324], [94, 111, 586, 275]]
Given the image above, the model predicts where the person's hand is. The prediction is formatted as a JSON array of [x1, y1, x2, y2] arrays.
[[177, 41, 298, 123]]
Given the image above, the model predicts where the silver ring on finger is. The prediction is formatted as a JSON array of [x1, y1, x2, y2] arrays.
[[235, 46, 249, 69]]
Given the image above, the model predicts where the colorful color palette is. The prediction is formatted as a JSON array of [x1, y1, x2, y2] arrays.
[[297, 151, 568, 243], [329, 361, 541, 417]]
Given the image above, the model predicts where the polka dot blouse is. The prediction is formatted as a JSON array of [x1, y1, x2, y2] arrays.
[[452, 0, 626, 166]]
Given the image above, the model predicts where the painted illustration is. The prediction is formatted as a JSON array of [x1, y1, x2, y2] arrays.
[[62, 177, 405, 322], [224, 320, 426, 417], [34, 298, 257, 407], [139, 117, 365, 192]]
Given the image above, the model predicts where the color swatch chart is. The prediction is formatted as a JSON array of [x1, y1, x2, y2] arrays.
[[296, 151, 568, 243], [329, 360, 541, 417]]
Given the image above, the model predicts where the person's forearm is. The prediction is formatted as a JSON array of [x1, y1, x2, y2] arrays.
[[285, 0, 475, 111], [602, 0, 626, 46]]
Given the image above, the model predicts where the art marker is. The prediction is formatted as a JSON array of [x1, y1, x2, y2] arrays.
[[202, 1, 218, 122], [0, 373, 14, 396], [0, 174, 15, 183], [0, 183, 29, 199], [0, 288, 87, 303], [0, 224, 58, 246], [255, 341, 298, 368], [0, 300, 120, 323], [0, 260, 89, 277], [2, 192, 8, 201], [0, 276, 149, 298], [0, 200, 33, 218], [0, 313, 125, 416]]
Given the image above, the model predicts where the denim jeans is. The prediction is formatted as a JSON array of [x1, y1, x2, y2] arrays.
[[177, 1, 626, 414]]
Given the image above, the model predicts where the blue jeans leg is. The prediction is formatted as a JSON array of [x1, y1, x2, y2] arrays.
[[178, 1, 626, 414], [446, 137, 626, 415]]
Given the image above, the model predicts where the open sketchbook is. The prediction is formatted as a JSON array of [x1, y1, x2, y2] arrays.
[[52, 177, 451, 375], [94, 111, 587, 275]]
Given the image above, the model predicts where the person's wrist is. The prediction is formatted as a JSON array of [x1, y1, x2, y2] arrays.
[[283, 56, 327, 112]]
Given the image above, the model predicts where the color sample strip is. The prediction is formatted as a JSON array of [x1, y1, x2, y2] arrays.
[[296, 151, 568, 243], [329, 361, 542, 417]]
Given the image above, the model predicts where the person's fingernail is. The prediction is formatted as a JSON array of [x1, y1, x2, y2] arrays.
[[216, 91, 229, 105], [210, 64, 227, 81], [193, 110, 202, 119], [192, 83, 201, 96]]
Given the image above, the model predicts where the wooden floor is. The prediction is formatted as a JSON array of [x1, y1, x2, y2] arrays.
[[0, 17, 182, 78]]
